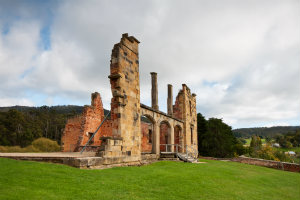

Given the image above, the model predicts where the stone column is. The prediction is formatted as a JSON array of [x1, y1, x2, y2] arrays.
[[167, 84, 173, 116], [169, 125, 174, 152], [151, 72, 159, 110], [152, 123, 160, 155]]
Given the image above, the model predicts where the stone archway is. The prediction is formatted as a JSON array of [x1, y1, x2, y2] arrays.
[[159, 120, 171, 152], [140, 114, 155, 153]]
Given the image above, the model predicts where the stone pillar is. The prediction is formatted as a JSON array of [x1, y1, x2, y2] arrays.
[[151, 72, 159, 110], [167, 84, 173, 116], [169, 125, 174, 152], [109, 33, 141, 161], [153, 123, 160, 155]]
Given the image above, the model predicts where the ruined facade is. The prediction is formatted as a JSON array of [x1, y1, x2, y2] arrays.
[[61, 34, 198, 164]]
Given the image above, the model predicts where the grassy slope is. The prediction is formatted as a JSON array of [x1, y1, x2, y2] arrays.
[[0, 158, 299, 200]]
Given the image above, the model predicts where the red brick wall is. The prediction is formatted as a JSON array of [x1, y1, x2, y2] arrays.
[[61, 92, 112, 152], [231, 156, 300, 173], [174, 126, 180, 145], [160, 123, 169, 151], [61, 116, 84, 152], [173, 91, 183, 120], [141, 122, 152, 153]]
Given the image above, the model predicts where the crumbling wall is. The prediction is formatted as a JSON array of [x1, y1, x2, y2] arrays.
[[173, 84, 197, 153], [61, 92, 112, 152], [79, 93, 104, 146], [61, 115, 84, 152], [173, 92, 183, 120], [106, 34, 141, 161], [62, 34, 198, 160]]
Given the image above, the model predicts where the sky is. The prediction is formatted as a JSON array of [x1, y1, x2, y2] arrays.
[[0, 0, 299, 129]]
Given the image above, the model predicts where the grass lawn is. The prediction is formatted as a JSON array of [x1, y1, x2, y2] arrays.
[[0, 158, 299, 200]]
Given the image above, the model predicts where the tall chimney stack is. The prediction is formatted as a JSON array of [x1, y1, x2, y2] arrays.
[[167, 84, 173, 116], [151, 72, 159, 110]]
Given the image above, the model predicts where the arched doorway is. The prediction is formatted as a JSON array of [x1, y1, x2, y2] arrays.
[[140, 115, 155, 153], [160, 121, 171, 152]]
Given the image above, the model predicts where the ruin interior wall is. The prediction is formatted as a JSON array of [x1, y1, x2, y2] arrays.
[[61, 92, 112, 152], [141, 122, 152, 153]]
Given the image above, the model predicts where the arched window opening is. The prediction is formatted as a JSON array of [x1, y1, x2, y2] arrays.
[[140, 115, 154, 153]]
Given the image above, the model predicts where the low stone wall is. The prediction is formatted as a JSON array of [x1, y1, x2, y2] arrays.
[[141, 153, 159, 165], [77, 146, 100, 152], [200, 156, 300, 173], [232, 156, 300, 173], [0, 152, 161, 169]]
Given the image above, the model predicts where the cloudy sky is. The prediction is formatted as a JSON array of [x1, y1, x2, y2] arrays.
[[0, 0, 299, 128]]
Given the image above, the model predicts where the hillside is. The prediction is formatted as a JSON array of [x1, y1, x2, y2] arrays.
[[0, 105, 84, 114], [0, 105, 139, 147], [233, 126, 300, 138]]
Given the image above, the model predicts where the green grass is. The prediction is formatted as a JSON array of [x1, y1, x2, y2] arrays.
[[0, 158, 299, 200], [276, 147, 300, 153], [245, 138, 265, 146]]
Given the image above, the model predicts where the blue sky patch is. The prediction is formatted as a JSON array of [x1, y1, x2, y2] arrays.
[[40, 25, 51, 50], [1, 23, 10, 35]]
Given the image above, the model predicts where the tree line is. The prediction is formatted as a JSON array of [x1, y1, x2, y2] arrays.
[[233, 126, 300, 138], [0, 106, 83, 147]]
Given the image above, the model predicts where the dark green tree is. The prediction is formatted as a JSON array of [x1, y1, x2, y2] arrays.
[[197, 115, 244, 158]]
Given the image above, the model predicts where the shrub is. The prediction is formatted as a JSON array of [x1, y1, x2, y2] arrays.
[[32, 138, 60, 152], [23, 145, 39, 152], [0, 145, 23, 153], [273, 150, 292, 163], [257, 145, 276, 161]]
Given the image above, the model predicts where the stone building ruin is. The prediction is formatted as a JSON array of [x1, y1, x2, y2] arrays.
[[61, 34, 198, 165]]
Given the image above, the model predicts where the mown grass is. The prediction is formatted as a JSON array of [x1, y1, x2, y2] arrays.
[[0, 158, 299, 200]]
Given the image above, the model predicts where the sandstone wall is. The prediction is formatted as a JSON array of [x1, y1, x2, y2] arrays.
[[173, 84, 197, 154], [109, 34, 141, 160]]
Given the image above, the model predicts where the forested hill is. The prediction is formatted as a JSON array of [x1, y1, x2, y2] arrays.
[[0, 105, 84, 114], [0, 105, 110, 147], [233, 126, 300, 138]]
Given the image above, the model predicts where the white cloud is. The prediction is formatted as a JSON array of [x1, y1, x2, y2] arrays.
[[0, 97, 34, 107], [0, 0, 299, 128]]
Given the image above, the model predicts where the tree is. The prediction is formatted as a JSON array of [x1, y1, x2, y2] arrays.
[[265, 136, 272, 144], [197, 113, 207, 154], [250, 135, 262, 151], [238, 138, 247, 145], [197, 114, 244, 158]]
